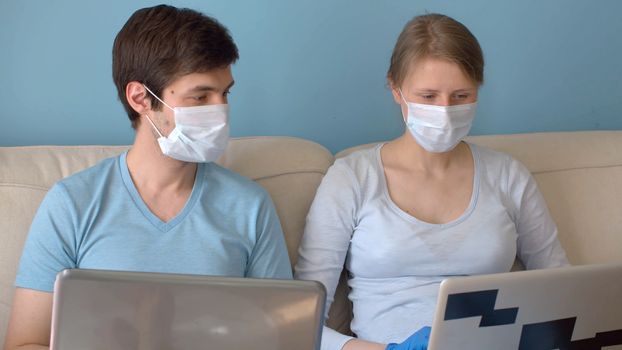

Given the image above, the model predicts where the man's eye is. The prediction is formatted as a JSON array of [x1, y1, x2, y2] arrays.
[[192, 95, 207, 101], [455, 94, 470, 99], [421, 95, 434, 100]]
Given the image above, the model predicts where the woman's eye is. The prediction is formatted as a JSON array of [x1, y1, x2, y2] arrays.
[[223, 90, 231, 97], [421, 95, 434, 100], [455, 94, 469, 99]]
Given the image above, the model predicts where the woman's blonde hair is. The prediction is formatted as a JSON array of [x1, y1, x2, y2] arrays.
[[388, 13, 484, 88]]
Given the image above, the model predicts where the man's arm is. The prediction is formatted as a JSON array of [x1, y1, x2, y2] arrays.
[[245, 192, 293, 279], [3, 288, 53, 350]]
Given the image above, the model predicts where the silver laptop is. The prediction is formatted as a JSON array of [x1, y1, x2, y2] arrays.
[[428, 263, 622, 350], [51, 269, 325, 350]]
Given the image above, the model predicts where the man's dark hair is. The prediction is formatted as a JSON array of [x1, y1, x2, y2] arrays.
[[112, 4, 239, 128]]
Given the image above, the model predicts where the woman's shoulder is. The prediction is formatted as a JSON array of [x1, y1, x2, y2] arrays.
[[334, 143, 382, 171], [321, 144, 383, 192], [469, 143, 528, 171], [469, 143, 534, 189]]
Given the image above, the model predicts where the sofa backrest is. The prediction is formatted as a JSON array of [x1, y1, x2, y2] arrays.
[[0, 136, 333, 345], [2, 131, 622, 343]]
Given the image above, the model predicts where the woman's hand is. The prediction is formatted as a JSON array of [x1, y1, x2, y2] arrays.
[[385, 326, 431, 350]]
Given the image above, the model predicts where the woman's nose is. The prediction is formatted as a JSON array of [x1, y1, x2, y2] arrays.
[[437, 97, 451, 106]]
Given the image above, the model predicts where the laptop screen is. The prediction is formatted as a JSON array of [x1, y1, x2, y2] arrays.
[[51, 269, 325, 350], [429, 263, 622, 350]]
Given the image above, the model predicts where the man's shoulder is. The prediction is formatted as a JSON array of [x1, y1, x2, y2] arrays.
[[55, 154, 121, 195]]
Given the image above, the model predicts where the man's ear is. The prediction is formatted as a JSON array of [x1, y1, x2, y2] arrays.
[[126, 81, 151, 115]]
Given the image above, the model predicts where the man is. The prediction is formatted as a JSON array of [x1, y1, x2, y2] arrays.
[[4, 5, 292, 349]]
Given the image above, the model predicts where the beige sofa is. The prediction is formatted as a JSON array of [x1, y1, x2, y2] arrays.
[[2, 131, 622, 344]]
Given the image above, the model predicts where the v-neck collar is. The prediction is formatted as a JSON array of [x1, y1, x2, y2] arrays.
[[119, 152, 205, 232], [375, 142, 481, 228]]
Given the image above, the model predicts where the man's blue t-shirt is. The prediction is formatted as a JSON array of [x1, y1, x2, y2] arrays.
[[16, 152, 292, 292]]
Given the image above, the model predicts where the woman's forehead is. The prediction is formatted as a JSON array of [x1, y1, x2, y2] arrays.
[[405, 58, 478, 90]]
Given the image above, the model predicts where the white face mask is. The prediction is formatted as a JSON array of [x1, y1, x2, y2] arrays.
[[143, 85, 229, 163], [399, 89, 476, 153]]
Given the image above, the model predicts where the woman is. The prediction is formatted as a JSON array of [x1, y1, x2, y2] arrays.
[[295, 13, 569, 350]]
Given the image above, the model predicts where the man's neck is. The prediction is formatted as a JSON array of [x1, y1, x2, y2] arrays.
[[125, 127, 198, 195]]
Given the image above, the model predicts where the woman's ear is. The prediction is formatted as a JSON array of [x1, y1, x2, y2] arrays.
[[126, 81, 151, 115], [388, 78, 402, 106]]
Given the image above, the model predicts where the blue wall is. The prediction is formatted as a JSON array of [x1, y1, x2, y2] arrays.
[[1, 0, 621, 153]]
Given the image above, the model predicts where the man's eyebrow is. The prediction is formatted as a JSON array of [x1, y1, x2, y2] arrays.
[[185, 81, 235, 93]]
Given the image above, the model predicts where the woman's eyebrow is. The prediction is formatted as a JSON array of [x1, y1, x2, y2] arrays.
[[411, 87, 475, 93], [414, 89, 440, 93]]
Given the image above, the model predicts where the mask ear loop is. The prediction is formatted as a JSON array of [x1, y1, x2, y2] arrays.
[[397, 88, 407, 102], [397, 88, 410, 124], [141, 84, 171, 138], [142, 84, 174, 111], [143, 113, 165, 138]]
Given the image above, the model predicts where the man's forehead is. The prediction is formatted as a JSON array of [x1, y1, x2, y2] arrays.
[[168, 69, 234, 92], [184, 80, 235, 93]]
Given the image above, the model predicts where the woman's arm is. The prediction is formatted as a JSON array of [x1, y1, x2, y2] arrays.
[[295, 160, 361, 350], [506, 158, 569, 269], [342, 339, 386, 350]]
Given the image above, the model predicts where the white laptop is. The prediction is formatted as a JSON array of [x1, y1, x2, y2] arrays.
[[428, 263, 622, 350], [51, 269, 325, 350]]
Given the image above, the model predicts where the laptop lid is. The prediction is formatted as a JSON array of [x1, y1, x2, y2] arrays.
[[428, 263, 622, 350], [51, 269, 325, 350]]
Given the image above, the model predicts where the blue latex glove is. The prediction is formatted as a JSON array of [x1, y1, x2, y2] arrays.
[[385, 326, 431, 350]]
